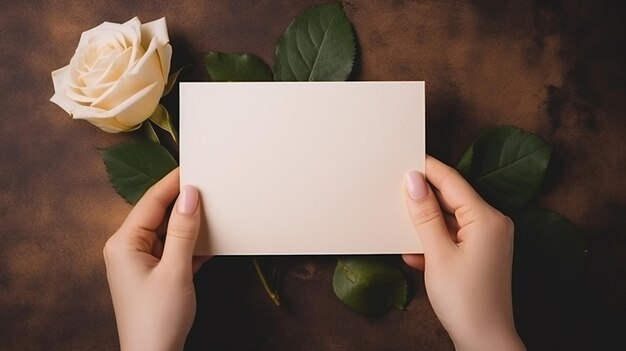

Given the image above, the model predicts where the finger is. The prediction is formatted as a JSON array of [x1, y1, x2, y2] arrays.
[[404, 171, 455, 258], [402, 254, 425, 271], [443, 212, 460, 242], [151, 238, 164, 259], [425, 156, 490, 227], [432, 188, 452, 214], [156, 212, 171, 240], [122, 168, 180, 234], [432, 189, 461, 241], [161, 185, 201, 271]]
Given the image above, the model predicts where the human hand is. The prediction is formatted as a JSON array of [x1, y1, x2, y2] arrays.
[[103, 168, 210, 351], [403, 156, 525, 351]]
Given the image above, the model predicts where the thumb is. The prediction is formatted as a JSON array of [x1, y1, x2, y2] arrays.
[[403, 171, 454, 261], [162, 185, 201, 270]]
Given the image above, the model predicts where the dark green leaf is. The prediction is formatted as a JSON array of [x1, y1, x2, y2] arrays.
[[513, 207, 586, 284], [149, 104, 178, 143], [274, 3, 355, 81], [463, 126, 552, 211], [333, 257, 407, 317], [101, 141, 177, 205], [456, 142, 474, 178], [162, 65, 186, 97], [204, 52, 273, 82]]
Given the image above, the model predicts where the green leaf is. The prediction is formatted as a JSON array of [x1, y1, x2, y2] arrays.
[[149, 104, 178, 143], [513, 207, 586, 284], [142, 121, 160, 144], [333, 257, 407, 317], [274, 3, 355, 81], [203, 52, 273, 82], [101, 141, 178, 205], [456, 142, 474, 178], [462, 126, 552, 211], [162, 65, 186, 97]]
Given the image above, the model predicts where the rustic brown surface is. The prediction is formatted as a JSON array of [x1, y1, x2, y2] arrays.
[[1, 0, 624, 350]]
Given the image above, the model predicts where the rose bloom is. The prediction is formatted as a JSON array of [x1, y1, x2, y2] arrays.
[[51, 17, 172, 132]]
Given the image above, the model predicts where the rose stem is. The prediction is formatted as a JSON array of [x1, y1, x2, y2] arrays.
[[253, 258, 281, 306]]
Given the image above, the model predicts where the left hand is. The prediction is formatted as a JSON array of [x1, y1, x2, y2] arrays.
[[103, 168, 210, 351]]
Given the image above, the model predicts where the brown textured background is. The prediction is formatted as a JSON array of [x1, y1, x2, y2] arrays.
[[1, 0, 625, 350]]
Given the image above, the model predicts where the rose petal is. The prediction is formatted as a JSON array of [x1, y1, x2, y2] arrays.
[[92, 44, 162, 110], [122, 17, 142, 29], [77, 81, 115, 98], [94, 46, 133, 85], [140, 18, 169, 48], [128, 34, 140, 68], [70, 102, 109, 120], [79, 67, 103, 87], [141, 18, 171, 81], [51, 65, 69, 91], [130, 36, 159, 76], [122, 18, 142, 49], [65, 88, 96, 104], [77, 18, 141, 53], [83, 116, 134, 133], [70, 101, 137, 133], [95, 82, 162, 126], [79, 68, 104, 86], [156, 43, 172, 82], [50, 91, 78, 115], [50, 66, 77, 114]]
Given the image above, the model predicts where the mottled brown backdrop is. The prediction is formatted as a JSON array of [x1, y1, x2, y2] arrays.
[[1, 0, 624, 350]]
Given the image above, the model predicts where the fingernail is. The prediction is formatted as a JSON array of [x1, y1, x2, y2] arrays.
[[405, 171, 428, 200], [178, 185, 199, 215]]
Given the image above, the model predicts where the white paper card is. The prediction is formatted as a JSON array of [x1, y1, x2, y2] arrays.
[[180, 82, 425, 255]]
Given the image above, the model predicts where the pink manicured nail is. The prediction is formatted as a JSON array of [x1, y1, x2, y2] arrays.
[[405, 171, 428, 200], [178, 185, 199, 215]]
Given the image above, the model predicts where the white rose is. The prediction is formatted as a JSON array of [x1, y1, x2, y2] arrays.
[[50, 17, 172, 133]]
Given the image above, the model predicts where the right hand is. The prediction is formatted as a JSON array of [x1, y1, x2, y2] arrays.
[[403, 156, 525, 351], [103, 169, 209, 351]]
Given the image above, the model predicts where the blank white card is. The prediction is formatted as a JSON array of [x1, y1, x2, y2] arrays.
[[180, 82, 424, 255]]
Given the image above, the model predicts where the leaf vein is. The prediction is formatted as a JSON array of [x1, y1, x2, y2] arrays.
[[476, 147, 547, 182], [308, 9, 339, 81]]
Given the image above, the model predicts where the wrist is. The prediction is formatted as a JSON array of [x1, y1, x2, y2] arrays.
[[450, 326, 525, 351], [118, 329, 186, 351], [120, 339, 185, 351], [450, 326, 526, 351]]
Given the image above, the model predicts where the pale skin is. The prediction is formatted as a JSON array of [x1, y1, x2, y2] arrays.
[[403, 156, 525, 350], [103, 169, 209, 351], [104, 157, 525, 350]]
